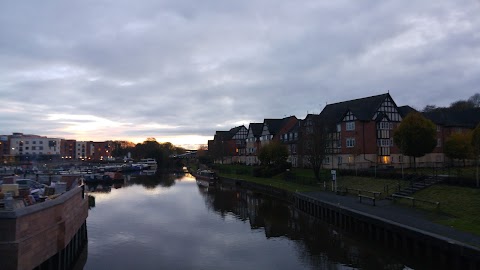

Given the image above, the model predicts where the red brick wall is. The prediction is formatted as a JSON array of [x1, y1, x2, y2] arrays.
[[273, 117, 298, 142], [92, 141, 112, 161], [60, 139, 76, 159], [341, 121, 378, 155], [0, 186, 88, 270]]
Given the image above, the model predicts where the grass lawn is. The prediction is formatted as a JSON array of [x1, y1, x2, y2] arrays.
[[218, 165, 410, 197], [402, 166, 479, 179], [219, 172, 324, 193], [215, 165, 480, 237], [400, 185, 480, 237], [335, 176, 410, 198]]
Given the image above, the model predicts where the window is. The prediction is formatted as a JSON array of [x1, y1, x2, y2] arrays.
[[337, 156, 343, 165], [379, 122, 392, 130], [437, 138, 441, 147], [32, 141, 36, 144], [39, 141, 43, 144], [32, 146, 36, 150], [324, 156, 330, 164], [377, 139, 391, 147], [333, 140, 341, 148], [346, 138, 355, 148], [437, 125, 441, 132], [336, 123, 341, 132], [346, 121, 355, 131]]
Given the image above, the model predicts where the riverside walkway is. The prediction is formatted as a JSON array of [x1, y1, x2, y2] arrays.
[[300, 190, 480, 248]]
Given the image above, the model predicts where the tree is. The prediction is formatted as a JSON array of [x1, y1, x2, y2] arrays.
[[197, 145, 212, 166], [472, 124, 480, 187], [422, 105, 438, 112], [444, 132, 473, 166], [298, 115, 331, 181], [449, 100, 475, 111], [128, 138, 185, 170], [257, 141, 288, 167], [393, 112, 436, 170], [468, 93, 480, 108]]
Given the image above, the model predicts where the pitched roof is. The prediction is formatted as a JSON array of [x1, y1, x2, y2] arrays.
[[214, 131, 232, 141], [286, 120, 301, 133], [263, 116, 297, 135], [228, 125, 246, 136], [248, 123, 263, 137], [319, 93, 390, 124], [423, 108, 480, 129], [213, 125, 247, 141], [398, 106, 417, 118]]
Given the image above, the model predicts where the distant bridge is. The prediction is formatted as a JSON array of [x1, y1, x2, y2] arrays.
[[171, 151, 197, 159]]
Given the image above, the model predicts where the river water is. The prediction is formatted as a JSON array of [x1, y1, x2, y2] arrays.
[[83, 173, 419, 270]]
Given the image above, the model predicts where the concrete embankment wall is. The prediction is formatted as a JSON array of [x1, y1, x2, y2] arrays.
[[220, 177, 480, 270], [294, 192, 480, 270], [0, 186, 89, 270]]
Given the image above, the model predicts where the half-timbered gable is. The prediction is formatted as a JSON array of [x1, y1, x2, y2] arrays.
[[319, 93, 405, 169], [228, 125, 248, 162], [260, 116, 298, 147], [372, 95, 402, 122], [342, 110, 357, 122], [246, 123, 263, 165], [376, 114, 394, 162]]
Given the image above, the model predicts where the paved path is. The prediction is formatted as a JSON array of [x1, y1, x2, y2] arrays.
[[300, 191, 480, 248]]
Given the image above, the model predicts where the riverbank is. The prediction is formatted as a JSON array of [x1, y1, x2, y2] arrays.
[[219, 170, 480, 235], [218, 175, 480, 268]]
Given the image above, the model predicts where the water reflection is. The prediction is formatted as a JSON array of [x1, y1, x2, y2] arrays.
[[85, 173, 182, 194], [85, 174, 420, 270], [198, 182, 422, 270]]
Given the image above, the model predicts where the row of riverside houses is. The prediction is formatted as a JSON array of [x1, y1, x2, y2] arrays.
[[208, 93, 480, 169], [0, 132, 118, 164]]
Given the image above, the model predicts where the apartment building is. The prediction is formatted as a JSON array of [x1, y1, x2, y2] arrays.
[[9, 133, 62, 159]]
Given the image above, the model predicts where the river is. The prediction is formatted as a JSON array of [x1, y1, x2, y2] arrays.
[[83, 173, 422, 270]]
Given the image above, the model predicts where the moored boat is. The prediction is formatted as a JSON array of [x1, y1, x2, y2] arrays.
[[194, 169, 218, 187]]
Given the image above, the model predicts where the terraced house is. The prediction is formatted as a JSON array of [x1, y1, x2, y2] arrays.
[[317, 93, 405, 169], [208, 125, 248, 164], [209, 92, 480, 169]]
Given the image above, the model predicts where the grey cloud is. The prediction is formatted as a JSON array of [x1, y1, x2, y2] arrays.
[[1, 0, 479, 145]]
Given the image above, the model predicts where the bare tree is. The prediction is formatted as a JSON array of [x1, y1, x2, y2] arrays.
[[468, 93, 480, 108], [298, 115, 332, 181]]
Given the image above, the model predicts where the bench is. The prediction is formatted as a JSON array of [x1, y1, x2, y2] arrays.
[[358, 194, 376, 206], [391, 194, 440, 208], [346, 188, 381, 198]]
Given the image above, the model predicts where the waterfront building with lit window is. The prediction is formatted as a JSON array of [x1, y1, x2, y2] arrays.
[[318, 93, 404, 169], [75, 141, 92, 160], [9, 133, 62, 160]]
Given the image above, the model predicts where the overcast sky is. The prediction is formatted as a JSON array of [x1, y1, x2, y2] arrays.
[[1, 1, 479, 148]]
